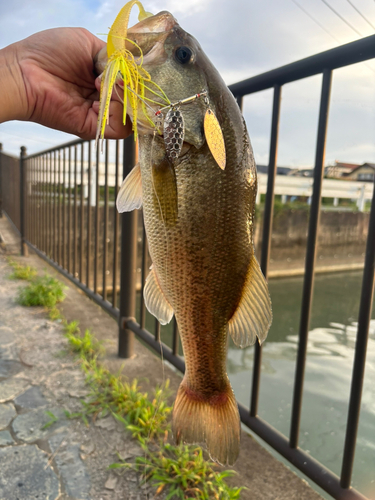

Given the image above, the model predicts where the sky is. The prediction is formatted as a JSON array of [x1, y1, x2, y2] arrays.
[[1, 0, 375, 167]]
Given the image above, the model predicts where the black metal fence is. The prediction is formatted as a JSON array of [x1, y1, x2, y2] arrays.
[[1, 34, 374, 500]]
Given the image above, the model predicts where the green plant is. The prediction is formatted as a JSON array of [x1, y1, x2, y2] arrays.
[[42, 410, 59, 430], [111, 443, 244, 500], [65, 324, 103, 361], [17, 274, 65, 308], [7, 258, 37, 280]]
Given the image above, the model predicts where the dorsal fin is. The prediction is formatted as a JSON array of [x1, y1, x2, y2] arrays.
[[116, 162, 142, 213], [228, 255, 272, 348], [144, 266, 174, 325]]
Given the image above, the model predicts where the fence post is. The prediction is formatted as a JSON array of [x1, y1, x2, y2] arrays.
[[0, 143, 3, 218], [20, 146, 28, 257], [118, 136, 137, 358]]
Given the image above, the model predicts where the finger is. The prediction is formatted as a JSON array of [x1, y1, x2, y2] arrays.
[[80, 101, 132, 140]]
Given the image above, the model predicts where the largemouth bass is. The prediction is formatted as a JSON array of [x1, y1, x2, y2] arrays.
[[98, 10, 272, 466]]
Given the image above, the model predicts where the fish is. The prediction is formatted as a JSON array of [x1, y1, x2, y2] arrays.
[[97, 9, 272, 466]]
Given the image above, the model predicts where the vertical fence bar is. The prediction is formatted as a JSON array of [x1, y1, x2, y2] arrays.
[[112, 141, 120, 308], [340, 186, 375, 489], [49, 153, 53, 259], [35, 156, 41, 248], [103, 141, 109, 301], [94, 146, 100, 294], [44, 154, 48, 254], [53, 151, 57, 262], [73, 146, 78, 277], [67, 148, 72, 274], [62, 149, 66, 269], [139, 225, 148, 328], [154, 319, 161, 342], [80, 144, 84, 281], [37, 157, 41, 250], [235, 95, 243, 109], [86, 142, 92, 287], [118, 136, 137, 358], [250, 84, 282, 416], [172, 318, 179, 356], [290, 69, 332, 448], [20, 146, 28, 256], [30, 158, 34, 246], [79, 142, 85, 283], [57, 151, 61, 264]]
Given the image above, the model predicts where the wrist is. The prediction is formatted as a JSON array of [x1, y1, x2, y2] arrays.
[[0, 43, 29, 123]]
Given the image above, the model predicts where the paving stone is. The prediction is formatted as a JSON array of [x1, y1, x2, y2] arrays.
[[14, 386, 49, 409], [0, 343, 19, 361], [0, 378, 29, 403], [0, 430, 14, 445], [49, 433, 91, 499], [12, 407, 68, 443], [0, 402, 16, 429], [0, 359, 24, 380], [0, 327, 13, 346], [0, 445, 60, 499]]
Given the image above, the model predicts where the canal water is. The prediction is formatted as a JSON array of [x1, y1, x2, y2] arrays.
[[140, 270, 375, 499]]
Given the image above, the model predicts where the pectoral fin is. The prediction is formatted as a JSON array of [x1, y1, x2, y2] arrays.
[[116, 163, 142, 213], [144, 267, 174, 325], [152, 159, 178, 226], [228, 255, 272, 348]]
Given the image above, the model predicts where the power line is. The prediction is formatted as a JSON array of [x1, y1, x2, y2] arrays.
[[290, 0, 342, 43], [345, 0, 375, 31], [319, 0, 365, 37]]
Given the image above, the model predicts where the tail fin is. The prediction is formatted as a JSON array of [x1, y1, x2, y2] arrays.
[[172, 381, 241, 466]]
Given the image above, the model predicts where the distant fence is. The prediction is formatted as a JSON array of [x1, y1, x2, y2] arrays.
[[1, 34, 375, 500], [0, 144, 21, 231]]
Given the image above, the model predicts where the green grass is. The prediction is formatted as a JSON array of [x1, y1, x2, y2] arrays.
[[7, 258, 37, 280], [111, 444, 243, 499], [17, 274, 65, 308], [64, 321, 243, 498]]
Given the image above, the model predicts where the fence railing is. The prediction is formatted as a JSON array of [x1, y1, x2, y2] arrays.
[[1, 33, 375, 500]]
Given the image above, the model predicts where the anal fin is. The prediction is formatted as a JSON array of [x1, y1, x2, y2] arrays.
[[144, 267, 174, 325], [116, 162, 142, 213], [228, 255, 272, 347]]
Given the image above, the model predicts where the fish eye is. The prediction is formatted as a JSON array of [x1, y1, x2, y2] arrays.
[[175, 46, 193, 64]]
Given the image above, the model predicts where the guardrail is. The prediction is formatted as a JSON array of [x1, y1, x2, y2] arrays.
[[1, 33, 374, 500]]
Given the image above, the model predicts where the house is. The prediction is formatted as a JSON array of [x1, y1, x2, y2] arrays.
[[325, 161, 360, 179], [344, 163, 375, 182]]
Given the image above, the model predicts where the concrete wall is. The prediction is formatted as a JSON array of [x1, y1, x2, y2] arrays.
[[255, 208, 370, 261]]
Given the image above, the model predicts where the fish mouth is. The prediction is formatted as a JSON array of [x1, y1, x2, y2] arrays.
[[95, 11, 176, 82], [128, 11, 177, 36]]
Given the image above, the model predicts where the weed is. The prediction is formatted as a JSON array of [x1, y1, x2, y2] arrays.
[[111, 443, 243, 500], [42, 410, 59, 430], [7, 258, 37, 280], [49, 306, 62, 320], [17, 274, 65, 308], [65, 325, 103, 361]]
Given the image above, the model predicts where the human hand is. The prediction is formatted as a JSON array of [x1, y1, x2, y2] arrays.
[[0, 28, 131, 140]]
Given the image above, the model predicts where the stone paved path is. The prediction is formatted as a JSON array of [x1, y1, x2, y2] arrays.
[[0, 254, 153, 500]]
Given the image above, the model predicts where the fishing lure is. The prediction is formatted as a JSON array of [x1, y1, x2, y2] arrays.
[[96, 0, 170, 146]]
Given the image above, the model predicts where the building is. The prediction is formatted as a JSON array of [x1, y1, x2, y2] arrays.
[[344, 163, 375, 182], [325, 161, 360, 179]]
